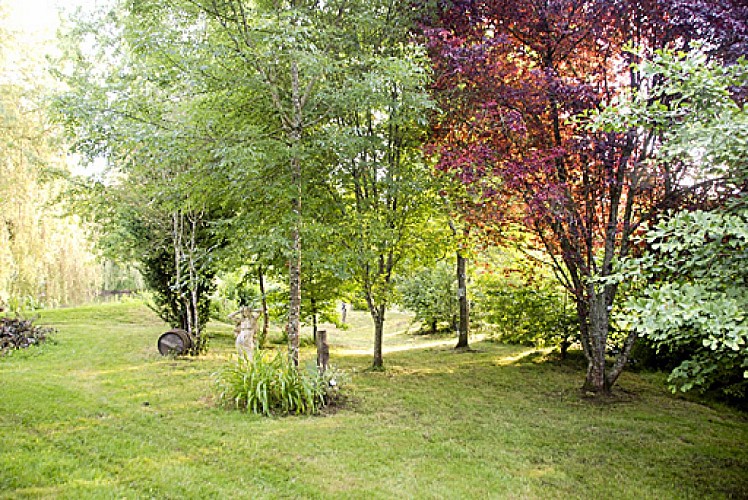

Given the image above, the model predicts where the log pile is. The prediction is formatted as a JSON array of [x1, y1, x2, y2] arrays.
[[0, 317, 54, 355]]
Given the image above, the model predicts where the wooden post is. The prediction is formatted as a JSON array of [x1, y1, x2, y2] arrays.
[[316, 329, 329, 373]]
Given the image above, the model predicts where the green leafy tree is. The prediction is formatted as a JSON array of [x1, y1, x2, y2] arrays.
[[54, 6, 227, 349], [0, 7, 100, 311], [597, 48, 748, 394], [330, 50, 438, 368]]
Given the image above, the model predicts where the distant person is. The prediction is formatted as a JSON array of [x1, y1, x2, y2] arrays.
[[340, 302, 347, 324]]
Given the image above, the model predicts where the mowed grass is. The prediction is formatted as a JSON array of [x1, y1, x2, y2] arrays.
[[1, 301, 746, 498]]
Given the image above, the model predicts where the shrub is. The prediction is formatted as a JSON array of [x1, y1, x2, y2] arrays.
[[214, 350, 344, 416], [397, 262, 458, 334], [473, 269, 577, 352]]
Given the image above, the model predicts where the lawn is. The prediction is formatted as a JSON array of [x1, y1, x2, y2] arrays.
[[1, 301, 746, 498]]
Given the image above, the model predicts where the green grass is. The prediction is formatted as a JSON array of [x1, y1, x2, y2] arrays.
[[1, 301, 746, 498]]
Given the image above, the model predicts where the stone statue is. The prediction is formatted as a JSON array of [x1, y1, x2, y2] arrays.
[[229, 306, 259, 357]]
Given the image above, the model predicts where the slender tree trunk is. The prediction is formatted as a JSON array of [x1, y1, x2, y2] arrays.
[[455, 250, 469, 349], [372, 307, 385, 369], [312, 297, 318, 342], [606, 329, 638, 388], [286, 59, 303, 367], [172, 211, 190, 333], [186, 213, 201, 352], [257, 266, 268, 349], [287, 198, 302, 366]]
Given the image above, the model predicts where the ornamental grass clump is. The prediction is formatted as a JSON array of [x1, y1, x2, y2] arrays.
[[214, 350, 342, 416]]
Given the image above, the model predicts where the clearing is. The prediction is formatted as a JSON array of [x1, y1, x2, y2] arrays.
[[0, 301, 746, 498]]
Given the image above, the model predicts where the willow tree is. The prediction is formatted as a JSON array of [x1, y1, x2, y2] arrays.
[[0, 8, 99, 311]]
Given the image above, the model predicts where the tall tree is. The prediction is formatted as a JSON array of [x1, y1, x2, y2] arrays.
[[424, 0, 745, 393], [598, 49, 748, 394], [0, 6, 99, 311], [54, 4, 226, 347], [321, 2, 437, 369]]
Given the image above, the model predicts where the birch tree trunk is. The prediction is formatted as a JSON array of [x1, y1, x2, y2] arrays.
[[186, 212, 202, 352], [257, 266, 269, 349], [286, 58, 303, 367]]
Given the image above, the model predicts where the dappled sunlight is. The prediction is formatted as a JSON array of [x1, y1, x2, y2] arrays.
[[492, 348, 553, 367], [3, 301, 747, 498], [336, 333, 488, 356]]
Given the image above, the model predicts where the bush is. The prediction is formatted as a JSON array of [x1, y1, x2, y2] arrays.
[[397, 262, 458, 334], [214, 350, 344, 416], [473, 270, 577, 351], [617, 209, 748, 394]]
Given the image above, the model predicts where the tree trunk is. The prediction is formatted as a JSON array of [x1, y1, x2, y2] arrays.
[[316, 329, 329, 374], [186, 213, 202, 353], [455, 250, 469, 349], [606, 328, 638, 389], [257, 266, 268, 349], [583, 291, 611, 394], [372, 307, 385, 369], [286, 59, 303, 367], [287, 208, 302, 366], [312, 297, 318, 342]]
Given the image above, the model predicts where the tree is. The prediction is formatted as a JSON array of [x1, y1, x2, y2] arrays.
[[321, 5, 437, 368], [598, 48, 747, 394], [0, 6, 99, 311], [114, 0, 425, 366], [424, 0, 745, 393], [54, 5, 227, 349], [57, 0, 439, 367]]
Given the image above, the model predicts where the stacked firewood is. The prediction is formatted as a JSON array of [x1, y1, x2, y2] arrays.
[[0, 317, 54, 355]]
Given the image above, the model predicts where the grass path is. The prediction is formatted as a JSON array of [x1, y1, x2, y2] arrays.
[[1, 301, 746, 498]]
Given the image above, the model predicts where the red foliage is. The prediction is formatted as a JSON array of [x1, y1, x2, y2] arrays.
[[423, 0, 747, 390], [424, 0, 743, 290]]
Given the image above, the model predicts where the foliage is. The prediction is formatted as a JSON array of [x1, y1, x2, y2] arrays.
[[53, 6, 232, 350], [299, 222, 349, 335], [423, 0, 747, 393], [212, 268, 261, 319], [214, 350, 342, 416], [594, 45, 748, 196], [473, 256, 577, 350], [54, 0, 441, 366], [319, 2, 440, 367], [595, 48, 748, 395], [397, 261, 458, 334], [618, 210, 747, 393], [100, 260, 144, 293], [0, 11, 100, 310], [138, 232, 216, 347]]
